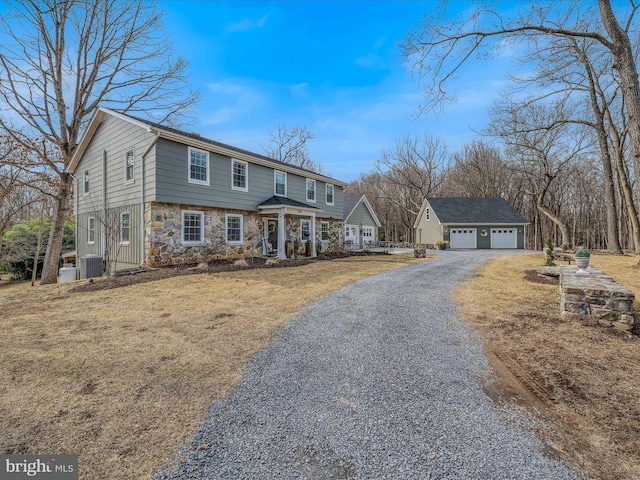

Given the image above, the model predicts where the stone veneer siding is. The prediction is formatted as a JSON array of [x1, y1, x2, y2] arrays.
[[145, 202, 263, 266], [560, 266, 636, 332]]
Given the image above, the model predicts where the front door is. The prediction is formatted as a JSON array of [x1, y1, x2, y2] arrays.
[[268, 219, 278, 250], [345, 224, 359, 248]]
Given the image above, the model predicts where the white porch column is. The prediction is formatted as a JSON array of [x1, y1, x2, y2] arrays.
[[311, 213, 317, 257], [277, 210, 286, 259]]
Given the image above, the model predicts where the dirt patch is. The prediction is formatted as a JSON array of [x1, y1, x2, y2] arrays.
[[524, 269, 559, 285]]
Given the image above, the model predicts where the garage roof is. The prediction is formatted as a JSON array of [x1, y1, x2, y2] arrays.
[[427, 197, 529, 224]]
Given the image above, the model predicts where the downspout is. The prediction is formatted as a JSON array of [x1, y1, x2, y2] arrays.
[[140, 132, 160, 266], [102, 150, 107, 259]]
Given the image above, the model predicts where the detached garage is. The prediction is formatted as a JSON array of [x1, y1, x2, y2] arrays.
[[413, 198, 529, 250]]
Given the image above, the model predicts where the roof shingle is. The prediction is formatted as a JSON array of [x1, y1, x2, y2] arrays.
[[427, 197, 529, 224]]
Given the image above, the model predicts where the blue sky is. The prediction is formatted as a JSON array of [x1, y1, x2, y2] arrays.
[[160, 1, 514, 181]]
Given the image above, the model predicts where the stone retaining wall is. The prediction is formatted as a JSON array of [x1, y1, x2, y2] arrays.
[[560, 266, 636, 332]]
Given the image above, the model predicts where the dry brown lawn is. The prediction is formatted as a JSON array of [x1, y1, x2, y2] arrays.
[[0, 254, 427, 480], [457, 253, 640, 480]]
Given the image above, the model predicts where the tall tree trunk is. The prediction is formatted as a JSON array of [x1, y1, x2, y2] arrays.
[[598, 0, 640, 203], [31, 205, 45, 287], [537, 175, 572, 249], [40, 173, 72, 285], [614, 150, 640, 252]]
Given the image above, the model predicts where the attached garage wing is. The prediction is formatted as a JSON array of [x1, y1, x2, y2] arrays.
[[450, 228, 477, 249], [491, 228, 517, 249]]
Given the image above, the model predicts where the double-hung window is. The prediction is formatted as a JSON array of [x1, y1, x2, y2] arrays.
[[125, 150, 134, 183], [182, 211, 204, 244], [83, 169, 90, 195], [321, 221, 330, 241], [120, 212, 130, 244], [425, 208, 430, 221], [87, 217, 95, 244], [274, 170, 287, 196], [226, 214, 243, 244], [300, 219, 311, 241], [306, 179, 316, 203], [232, 159, 248, 191], [325, 184, 334, 205], [188, 147, 209, 185]]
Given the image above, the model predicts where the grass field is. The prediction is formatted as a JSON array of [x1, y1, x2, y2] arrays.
[[456, 253, 640, 480], [0, 254, 427, 480], [3, 251, 639, 480]]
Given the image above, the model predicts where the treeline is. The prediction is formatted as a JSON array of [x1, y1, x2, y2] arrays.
[[345, 137, 631, 252]]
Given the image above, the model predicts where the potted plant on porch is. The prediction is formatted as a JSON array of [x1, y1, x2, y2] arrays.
[[574, 248, 590, 272]]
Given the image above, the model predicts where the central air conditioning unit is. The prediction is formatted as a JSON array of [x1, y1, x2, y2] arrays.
[[80, 255, 103, 279]]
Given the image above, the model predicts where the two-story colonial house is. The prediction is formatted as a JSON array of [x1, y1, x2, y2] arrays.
[[68, 107, 346, 270]]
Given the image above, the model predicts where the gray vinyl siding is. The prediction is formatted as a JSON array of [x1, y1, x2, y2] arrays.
[[76, 212, 102, 259], [76, 114, 155, 215], [345, 201, 376, 227], [76, 204, 142, 268], [154, 138, 344, 219]]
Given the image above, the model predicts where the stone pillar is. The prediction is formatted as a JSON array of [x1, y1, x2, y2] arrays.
[[277, 211, 286, 259]]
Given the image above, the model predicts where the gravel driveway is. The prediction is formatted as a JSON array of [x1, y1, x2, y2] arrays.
[[156, 250, 582, 480]]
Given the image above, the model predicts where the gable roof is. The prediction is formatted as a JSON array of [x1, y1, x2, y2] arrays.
[[426, 197, 529, 225], [67, 107, 346, 186], [258, 195, 321, 210], [343, 194, 382, 227]]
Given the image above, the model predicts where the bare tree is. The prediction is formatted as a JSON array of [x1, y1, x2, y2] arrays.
[[375, 134, 446, 217], [402, 0, 640, 233], [263, 124, 324, 174], [0, 0, 199, 284], [489, 99, 591, 249], [442, 141, 512, 199], [0, 134, 52, 252]]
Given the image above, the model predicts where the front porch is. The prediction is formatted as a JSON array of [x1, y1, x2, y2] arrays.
[[258, 196, 322, 260]]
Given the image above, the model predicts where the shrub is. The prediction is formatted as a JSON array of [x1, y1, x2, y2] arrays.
[[575, 248, 591, 258]]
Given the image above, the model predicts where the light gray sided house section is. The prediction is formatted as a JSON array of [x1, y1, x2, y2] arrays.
[[413, 197, 529, 249], [343, 194, 382, 248], [68, 107, 347, 269]]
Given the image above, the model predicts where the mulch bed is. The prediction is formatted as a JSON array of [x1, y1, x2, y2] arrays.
[[524, 269, 559, 286], [69, 252, 366, 293]]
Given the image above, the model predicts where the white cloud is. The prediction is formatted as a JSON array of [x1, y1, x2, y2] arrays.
[[356, 54, 386, 69], [289, 82, 309, 97], [198, 81, 266, 126], [226, 13, 270, 33]]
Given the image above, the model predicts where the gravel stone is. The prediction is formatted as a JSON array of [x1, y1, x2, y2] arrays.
[[155, 250, 584, 480]]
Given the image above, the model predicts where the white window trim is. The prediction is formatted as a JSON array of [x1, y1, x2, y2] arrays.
[[426, 208, 430, 221], [321, 221, 330, 241], [325, 183, 334, 206], [300, 219, 311, 241], [306, 178, 316, 203], [274, 170, 287, 196], [119, 212, 130, 245], [188, 147, 210, 186], [225, 214, 244, 245], [124, 149, 135, 184], [87, 216, 95, 244], [83, 169, 90, 196], [231, 158, 248, 192], [181, 210, 205, 245]]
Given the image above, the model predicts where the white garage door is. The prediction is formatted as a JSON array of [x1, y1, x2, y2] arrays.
[[450, 228, 477, 249], [491, 228, 517, 249]]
